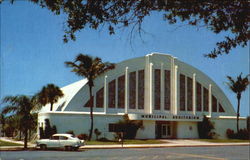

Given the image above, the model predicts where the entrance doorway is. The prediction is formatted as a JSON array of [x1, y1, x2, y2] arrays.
[[161, 124, 171, 138], [155, 121, 175, 139]]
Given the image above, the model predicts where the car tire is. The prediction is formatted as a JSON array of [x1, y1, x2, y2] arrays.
[[73, 147, 79, 151], [40, 144, 47, 150], [65, 146, 73, 151]]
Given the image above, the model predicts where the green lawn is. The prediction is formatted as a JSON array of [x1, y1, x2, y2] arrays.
[[197, 139, 250, 143], [0, 140, 23, 146], [86, 139, 167, 145]]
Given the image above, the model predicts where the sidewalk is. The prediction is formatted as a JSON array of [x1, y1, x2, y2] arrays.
[[81, 139, 249, 149], [1, 137, 249, 151]]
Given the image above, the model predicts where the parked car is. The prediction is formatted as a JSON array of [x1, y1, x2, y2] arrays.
[[36, 133, 84, 151]]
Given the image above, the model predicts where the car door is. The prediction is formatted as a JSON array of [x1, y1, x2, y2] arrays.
[[48, 136, 60, 148], [59, 136, 70, 147]]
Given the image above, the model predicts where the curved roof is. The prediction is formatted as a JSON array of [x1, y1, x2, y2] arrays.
[[40, 53, 236, 116]]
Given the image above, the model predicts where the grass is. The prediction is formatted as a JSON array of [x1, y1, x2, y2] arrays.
[[86, 139, 167, 145], [0, 140, 23, 146], [197, 139, 250, 143]]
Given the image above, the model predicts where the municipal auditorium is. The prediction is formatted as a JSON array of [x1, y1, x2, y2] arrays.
[[38, 53, 246, 139]]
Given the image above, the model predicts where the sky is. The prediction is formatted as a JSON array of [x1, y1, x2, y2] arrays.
[[0, 1, 249, 116]]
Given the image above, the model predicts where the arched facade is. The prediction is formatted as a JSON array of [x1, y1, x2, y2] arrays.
[[38, 53, 246, 139]]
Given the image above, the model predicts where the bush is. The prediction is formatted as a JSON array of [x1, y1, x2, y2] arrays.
[[198, 115, 214, 139], [77, 133, 89, 140], [115, 114, 143, 139], [226, 128, 250, 140], [43, 119, 57, 138], [94, 128, 101, 140]]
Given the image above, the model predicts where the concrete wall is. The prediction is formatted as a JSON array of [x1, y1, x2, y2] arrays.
[[38, 113, 123, 140], [176, 121, 199, 139], [211, 118, 247, 139], [136, 120, 155, 139]]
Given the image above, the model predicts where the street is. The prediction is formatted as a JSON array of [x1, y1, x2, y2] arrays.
[[1, 146, 249, 160]]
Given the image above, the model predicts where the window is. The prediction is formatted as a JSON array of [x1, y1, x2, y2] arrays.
[[196, 82, 202, 111], [59, 136, 68, 140], [219, 103, 225, 112], [84, 97, 93, 108], [108, 80, 116, 108], [180, 74, 186, 111], [187, 77, 193, 111], [51, 136, 59, 140], [203, 87, 209, 111], [212, 95, 217, 112], [129, 72, 136, 109], [96, 87, 104, 108], [164, 70, 171, 110], [118, 75, 125, 108], [154, 69, 161, 110], [138, 70, 144, 109]]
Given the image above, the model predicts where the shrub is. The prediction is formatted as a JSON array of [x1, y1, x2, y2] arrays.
[[94, 128, 101, 140], [77, 133, 89, 140], [44, 119, 57, 138], [197, 115, 214, 139], [226, 128, 250, 140], [115, 114, 143, 139]]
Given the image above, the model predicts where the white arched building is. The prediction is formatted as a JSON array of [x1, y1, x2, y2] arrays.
[[38, 53, 246, 139]]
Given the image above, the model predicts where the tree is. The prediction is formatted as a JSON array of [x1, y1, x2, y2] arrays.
[[65, 54, 115, 140], [115, 114, 143, 139], [198, 115, 214, 139], [226, 73, 249, 132], [5, 0, 248, 58], [1, 95, 39, 149], [0, 113, 6, 136], [37, 84, 64, 111]]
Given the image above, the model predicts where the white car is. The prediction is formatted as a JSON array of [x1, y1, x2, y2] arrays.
[[36, 133, 84, 151]]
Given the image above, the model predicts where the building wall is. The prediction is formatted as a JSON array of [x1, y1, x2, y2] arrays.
[[211, 118, 247, 139], [136, 120, 155, 139], [38, 113, 123, 140], [176, 121, 199, 138]]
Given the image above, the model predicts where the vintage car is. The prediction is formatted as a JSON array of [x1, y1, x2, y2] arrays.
[[36, 133, 84, 151]]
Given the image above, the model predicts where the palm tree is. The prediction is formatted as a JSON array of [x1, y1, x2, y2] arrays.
[[1, 95, 38, 149], [37, 84, 64, 111], [0, 113, 6, 136], [226, 73, 249, 132], [65, 54, 115, 140]]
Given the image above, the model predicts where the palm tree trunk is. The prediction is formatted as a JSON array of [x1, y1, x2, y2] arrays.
[[50, 103, 53, 111], [24, 127, 28, 149], [236, 94, 241, 133], [88, 86, 94, 141]]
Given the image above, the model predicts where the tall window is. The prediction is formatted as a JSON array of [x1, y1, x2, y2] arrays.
[[118, 75, 125, 108], [187, 77, 193, 111], [203, 87, 209, 111], [154, 69, 161, 110], [212, 95, 217, 112], [108, 79, 116, 108], [164, 70, 170, 110], [96, 87, 104, 108], [180, 74, 186, 111], [138, 70, 144, 109], [196, 82, 202, 111], [129, 71, 136, 109], [219, 103, 225, 112]]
